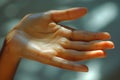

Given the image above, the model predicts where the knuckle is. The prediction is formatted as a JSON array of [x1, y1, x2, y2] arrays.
[[59, 38, 70, 47], [54, 46, 65, 56], [66, 29, 73, 38], [60, 27, 73, 38]]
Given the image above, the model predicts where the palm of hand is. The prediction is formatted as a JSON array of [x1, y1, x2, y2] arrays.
[[21, 21, 73, 62], [16, 12, 74, 60]]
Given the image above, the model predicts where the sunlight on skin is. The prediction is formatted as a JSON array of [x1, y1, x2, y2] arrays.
[[0, 7, 114, 80]]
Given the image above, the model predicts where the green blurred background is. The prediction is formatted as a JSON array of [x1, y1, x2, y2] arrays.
[[0, 0, 120, 80]]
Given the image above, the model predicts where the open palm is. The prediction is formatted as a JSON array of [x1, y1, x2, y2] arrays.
[[6, 8, 114, 72]]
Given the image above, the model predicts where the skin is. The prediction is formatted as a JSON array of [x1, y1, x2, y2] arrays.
[[0, 7, 114, 80]]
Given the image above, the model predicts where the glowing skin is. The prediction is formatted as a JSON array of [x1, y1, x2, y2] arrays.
[[0, 7, 114, 80]]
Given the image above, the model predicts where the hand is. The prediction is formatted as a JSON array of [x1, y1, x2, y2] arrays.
[[5, 7, 114, 72]]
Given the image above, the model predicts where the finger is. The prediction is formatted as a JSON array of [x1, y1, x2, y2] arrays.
[[70, 30, 111, 41], [60, 40, 114, 51], [24, 47, 88, 72], [57, 49, 106, 61], [24, 53, 88, 72], [49, 57, 88, 72], [49, 7, 87, 22]]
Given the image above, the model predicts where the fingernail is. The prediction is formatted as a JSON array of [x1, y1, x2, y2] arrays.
[[106, 41, 115, 49], [98, 50, 106, 58], [80, 8, 88, 14], [92, 50, 105, 58], [78, 65, 88, 72], [103, 32, 111, 39]]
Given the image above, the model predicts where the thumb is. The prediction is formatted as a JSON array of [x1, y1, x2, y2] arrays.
[[49, 7, 88, 22]]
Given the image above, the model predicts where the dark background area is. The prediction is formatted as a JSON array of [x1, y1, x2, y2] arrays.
[[0, 0, 120, 80]]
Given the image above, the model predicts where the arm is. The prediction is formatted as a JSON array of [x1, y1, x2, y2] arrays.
[[0, 7, 114, 80], [0, 40, 20, 80]]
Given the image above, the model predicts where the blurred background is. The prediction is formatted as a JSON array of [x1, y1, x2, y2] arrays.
[[0, 0, 120, 80]]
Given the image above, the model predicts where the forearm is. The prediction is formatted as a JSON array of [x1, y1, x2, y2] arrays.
[[0, 41, 21, 80]]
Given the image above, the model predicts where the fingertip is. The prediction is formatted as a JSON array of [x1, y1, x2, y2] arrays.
[[82, 65, 89, 72], [97, 50, 109, 58], [105, 41, 115, 49], [90, 50, 106, 58], [77, 64, 89, 72], [102, 32, 111, 39], [78, 7, 88, 15], [81, 65, 89, 72], [70, 7, 88, 18]]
